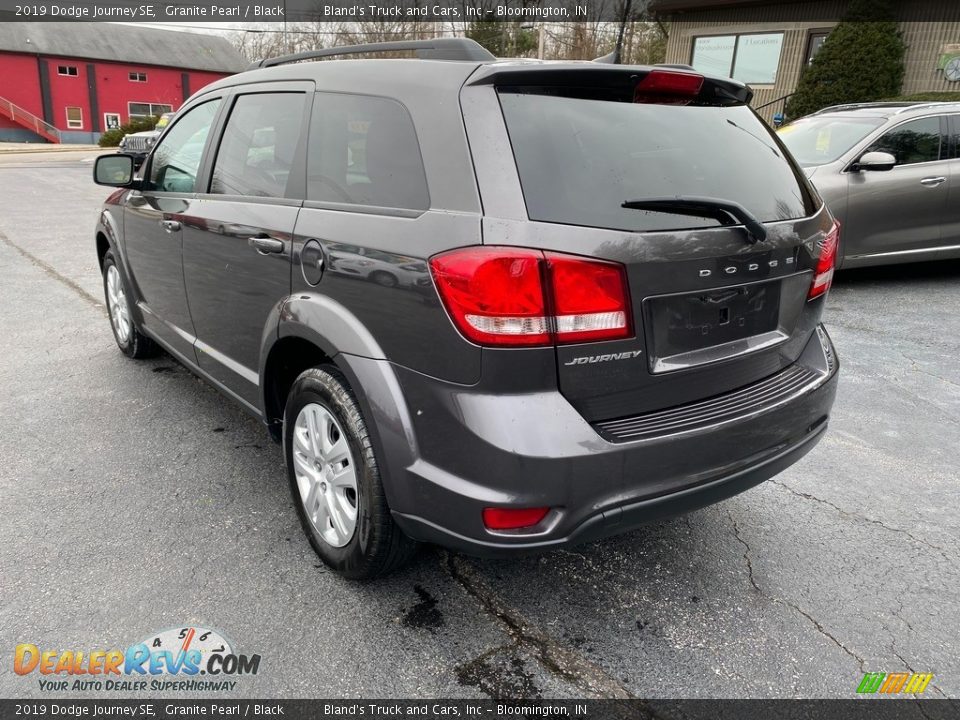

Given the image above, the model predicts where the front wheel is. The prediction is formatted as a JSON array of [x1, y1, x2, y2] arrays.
[[102, 251, 158, 359], [284, 366, 417, 579]]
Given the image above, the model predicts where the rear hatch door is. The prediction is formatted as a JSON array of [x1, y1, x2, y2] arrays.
[[475, 66, 831, 421]]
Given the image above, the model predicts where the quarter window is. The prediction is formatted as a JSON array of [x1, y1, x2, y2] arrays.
[[864, 117, 942, 166], [691, 33, 784, 85], [307, 93, 429, 211], [209, 93, 306, 198], [65, 107, 83, 129], [148, 99, 221, 193]]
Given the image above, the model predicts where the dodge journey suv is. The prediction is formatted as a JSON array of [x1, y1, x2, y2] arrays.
[[93, 38, 839, 579]]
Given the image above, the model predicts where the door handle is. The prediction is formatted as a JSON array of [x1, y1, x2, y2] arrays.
[[160, 219, 181, 233], [250, 236, 285, 254], [920, 176, 946, 187]]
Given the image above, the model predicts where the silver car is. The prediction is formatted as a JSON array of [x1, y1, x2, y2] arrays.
[[777, 102, 960, 268]]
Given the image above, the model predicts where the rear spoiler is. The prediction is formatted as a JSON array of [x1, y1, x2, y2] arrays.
[[466, 64, 753, 105]]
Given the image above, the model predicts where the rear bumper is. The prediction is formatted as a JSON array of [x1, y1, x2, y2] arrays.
[[340, 326, 838, 557]]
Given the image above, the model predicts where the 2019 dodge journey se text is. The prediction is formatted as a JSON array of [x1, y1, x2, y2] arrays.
[[92, 38, 840, 579]]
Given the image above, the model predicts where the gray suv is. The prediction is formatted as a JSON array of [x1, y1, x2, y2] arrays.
[[777, 102, 960, 268], [93, 39, 839, 579]]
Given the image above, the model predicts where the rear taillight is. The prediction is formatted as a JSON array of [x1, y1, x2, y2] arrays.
[[430, 247, 631, 347], [808, 221, 839, 300], [483, 506, 550, 531]]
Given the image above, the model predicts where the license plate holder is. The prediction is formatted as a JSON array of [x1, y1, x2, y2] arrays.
[[644, 279, 786, 373]]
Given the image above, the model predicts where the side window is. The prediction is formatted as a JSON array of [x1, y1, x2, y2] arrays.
[[148, 99, 220, 193], [307, 93, 429, 211], [864, 116, 942, 166], [210, 93, 306, 198], [950, 115, 960, 160]]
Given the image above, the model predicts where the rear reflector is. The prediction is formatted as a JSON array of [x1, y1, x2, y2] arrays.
[[809, 221, 839, 300], [430, 247, 631, 347], [634, 70, 704, 103], [482, 507, 550, 531]]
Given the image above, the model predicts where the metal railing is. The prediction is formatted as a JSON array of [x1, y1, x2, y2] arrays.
[[0, 96, 61, 143]]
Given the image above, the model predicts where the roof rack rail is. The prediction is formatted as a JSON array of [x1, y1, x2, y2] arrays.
[[250, 38, 495, 70], [892, 101, 960, 114], [811, 101, 920, 115]]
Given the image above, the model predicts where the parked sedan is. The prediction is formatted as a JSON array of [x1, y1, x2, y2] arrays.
[[777, 102, 960, 268]]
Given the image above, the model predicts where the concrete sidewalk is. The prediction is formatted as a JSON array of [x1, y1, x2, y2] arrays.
[[0, 142, 102, 154]]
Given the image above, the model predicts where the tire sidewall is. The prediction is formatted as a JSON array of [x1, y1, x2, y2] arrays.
[[283, 371, 379, 576], [102, 253, 136, 356]]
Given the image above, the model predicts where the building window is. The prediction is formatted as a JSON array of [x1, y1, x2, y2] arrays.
[[57, 65, 78, 77], [104, 113, 121, 130], [128, 102, 173, 121], [129, 72, 148, 83], [691, 33, 784, 85], [66, 107, 83, 129], [806, 31, 830, 66]]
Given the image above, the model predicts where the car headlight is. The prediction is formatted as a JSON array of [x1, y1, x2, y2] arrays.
[[145, 137, 156, 148]]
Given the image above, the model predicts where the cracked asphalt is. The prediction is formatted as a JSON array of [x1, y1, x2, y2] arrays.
[[0, 149, 957, 699]]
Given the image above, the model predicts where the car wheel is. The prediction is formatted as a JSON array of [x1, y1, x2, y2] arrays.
[[370, 271, 398, 288], [102, 251, 159, 359], [284, 365, 417, 579]]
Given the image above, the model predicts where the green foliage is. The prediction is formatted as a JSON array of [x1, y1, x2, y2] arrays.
[[98, 116, 159, 148], [466, 20, 537, 57], [785, 0, 905, 119]]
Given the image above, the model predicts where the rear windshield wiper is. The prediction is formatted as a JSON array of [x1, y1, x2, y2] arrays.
[[621, 196, 767, 244]]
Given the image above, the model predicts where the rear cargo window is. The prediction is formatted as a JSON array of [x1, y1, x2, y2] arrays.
[[498, 88, 817, 233]]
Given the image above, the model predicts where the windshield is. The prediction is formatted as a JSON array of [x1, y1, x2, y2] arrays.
[[776, 115, 885, 167], [156, 113, 174, 129], [498, 89, 817, 234]]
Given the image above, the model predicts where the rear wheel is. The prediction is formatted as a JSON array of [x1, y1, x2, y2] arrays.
[[284, 366, 416, 579], [102, 251, 158, 359]]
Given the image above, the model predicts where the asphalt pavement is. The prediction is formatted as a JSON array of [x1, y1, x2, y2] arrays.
[[0, 149, 957, 699]]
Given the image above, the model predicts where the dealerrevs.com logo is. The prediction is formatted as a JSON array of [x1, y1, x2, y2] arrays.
[[14, 626, 261, 692]]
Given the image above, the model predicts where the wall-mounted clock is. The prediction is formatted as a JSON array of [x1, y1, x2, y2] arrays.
[[945, 56, 960, 82]]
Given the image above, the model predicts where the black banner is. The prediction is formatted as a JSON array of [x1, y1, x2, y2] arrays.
[[1, 700, 958, 720], [1, 0, 959, 23]]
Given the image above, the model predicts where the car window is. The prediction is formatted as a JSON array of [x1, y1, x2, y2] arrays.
[[148, 99, 220, 193], [864, 116, 942, 166], [776, 115, 885, 167], [210, 93, 306, 199], [500, 88, 816, 233], [950, 115, 960, 159], [307, 93, 429, 211]]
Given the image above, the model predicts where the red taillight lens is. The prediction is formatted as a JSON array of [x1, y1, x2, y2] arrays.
[[482, 507, 550, 531], [430, 247, 631, 347], [809, 221, 839, 300], [546, 253, 631, 344], [429, 247, 549, 346], [634, 70, 704, 104]]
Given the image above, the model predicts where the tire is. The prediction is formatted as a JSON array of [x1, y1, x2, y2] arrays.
[[284, 365, 417, 580], [102, 251, 159, 359]]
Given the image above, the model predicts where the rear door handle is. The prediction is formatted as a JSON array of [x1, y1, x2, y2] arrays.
[[250, 236, 285, 254], [160, 219, 181, 233], [920, 176, 946, 187]]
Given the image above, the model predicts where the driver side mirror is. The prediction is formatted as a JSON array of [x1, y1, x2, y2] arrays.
[[94, 154, 139, 187], [855, 151, 896, 172]]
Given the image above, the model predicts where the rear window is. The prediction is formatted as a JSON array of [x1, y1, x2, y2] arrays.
[[498, 88, 817, 234]]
